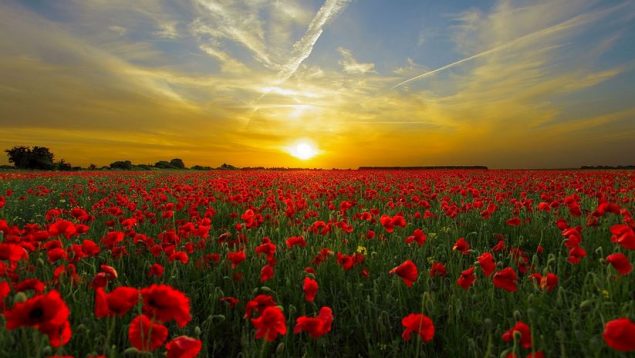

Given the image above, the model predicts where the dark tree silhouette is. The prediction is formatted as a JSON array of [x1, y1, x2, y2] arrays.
[[5, 146, 54, 169], [55, 159, 72, 171], [170, 158, 186, 169], [110, 160, 133, 170], [155, 160, 173, 169]]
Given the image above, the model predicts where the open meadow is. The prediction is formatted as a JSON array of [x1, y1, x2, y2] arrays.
[[0, 169, 633, 357]]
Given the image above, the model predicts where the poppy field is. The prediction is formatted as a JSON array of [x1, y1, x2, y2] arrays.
[[0, 169, 633, 357]]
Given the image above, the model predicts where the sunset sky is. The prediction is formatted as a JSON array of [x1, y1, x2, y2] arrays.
[[1, 0, 634, 168]]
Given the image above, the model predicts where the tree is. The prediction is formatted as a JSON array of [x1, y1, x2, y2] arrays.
[[30, 147, 55, 169], [5, 146, 29, 168], [55, 159, 72, 171], [155, 161, 173, 169], [170, 158, 186, 169], [191, 165, 212, 170], [218, 163, 236, 170], [110, 160, 133, 170], [5, 146, 54, 169]]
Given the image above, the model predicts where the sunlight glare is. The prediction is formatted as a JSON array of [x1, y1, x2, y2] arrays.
[[288, 140, 318, 160]]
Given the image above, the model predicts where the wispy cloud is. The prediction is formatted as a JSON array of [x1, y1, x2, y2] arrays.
[[337, 47, 375, 74], [154, 21, 179, 39], [193, 1, 275, 69], [392, 2, 629, 89]]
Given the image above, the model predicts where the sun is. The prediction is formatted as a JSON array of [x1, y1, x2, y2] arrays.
[[288, 140, 318, 160]]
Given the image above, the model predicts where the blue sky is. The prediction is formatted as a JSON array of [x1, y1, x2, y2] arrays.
[[1, 0, 634, 168]]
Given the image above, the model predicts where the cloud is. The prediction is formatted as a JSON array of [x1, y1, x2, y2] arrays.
[[337, 47, 375, 74], [1, 0, 633, 168], [393, 58, 427, 76], [393, 2, 630, 88], [154, 21, 179, 39], [193, 1, 274, 69], [108, 25, 127, 36], [198, 44, 249, 74]]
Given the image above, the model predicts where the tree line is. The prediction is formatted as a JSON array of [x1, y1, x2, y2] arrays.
[[3, 146, 213, 171]]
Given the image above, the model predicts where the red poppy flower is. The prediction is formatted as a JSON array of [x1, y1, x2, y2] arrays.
[[4, 290, 71, 347], [389, 260, 418, 287], [255, 240, 276, 259], [477, 252, 496, 277], [405, 229, 426, 246], [227, 250, 246, 269], [336, 253, 355, 271], [286, 236, 307, 248], [251, 306, 287, 342], [5, 290, 69, 330], [452, 238, 470, 255], [260, 264, 275, 282], [563, 227, 582, 248], [220, 296, 239, 308], [0, 281, 9, 311], [303, 277, 318, 303], [166, 336, 203, 358], [39, 319, 72, 347], [0, 243, 29, 262], [100, 264, 118, 280], [380, 214, 406, 233], [533, 273, 558, 292], [401, 313, 435, 342], [101, 231, 124, 248], [493, 267, 518, 292], [149, 263, 164, 277], [457, 267, 476, 290], [169, 251, 189, 264], [502, 321, 532, 349], [606, 253, 632, 275], [430, 262, 447, 277], [48, 219, 77, 239], [15, 278, 46, 294], [81, 240, 100, 256], [140, 284, 191, 327], [128, 314, 168, 352], [603, 317, 635, 352], [91, 272, 109, 289], [506, 217, 521, 227], [47, 248, 67, 263], [567, 245, 587, 264], [366, 230, 375, 239], [492, 239, 506, 253], [95, 286, 139, 318], [294, 306, 333, 339], [244, 294, 276, 318], [610, 224, 635, 250]]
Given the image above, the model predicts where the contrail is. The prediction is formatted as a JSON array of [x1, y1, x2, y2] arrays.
[[276, 0, 350, 83], [248, 0, 350, 119], [392, 3, 626, 89]]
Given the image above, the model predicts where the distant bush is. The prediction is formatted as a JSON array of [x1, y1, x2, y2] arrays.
[[110, 160, 133, 170], [154, 159, 187, 169], [135, 164, 154, 171], [55, 159, 72, 171], [191, 165, 212, 170], [218, 163, 237, 170]]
